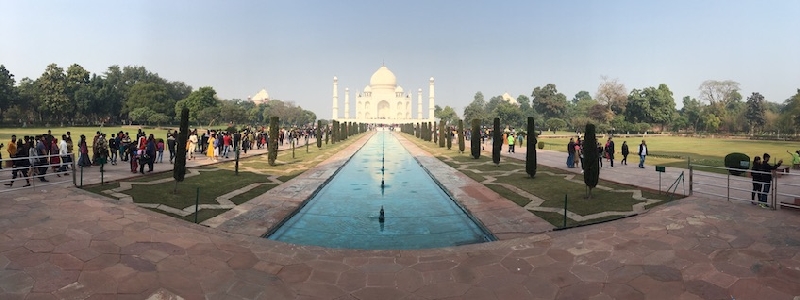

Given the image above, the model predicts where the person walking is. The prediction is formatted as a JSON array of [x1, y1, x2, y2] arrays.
[[567, 138, 575, 168], [207, 132, 217, 162], [597, 142, 604, 168], [621, 141, 629, 165], [6, 135, 17, 170], [187, 130, 198, 160], [109, 134, 118, 165], [59, 135, 69, 173], [606, 137, 615, 167], [77, 135, 92, 167], [507, 134, 516, 153], [638, 140, 648, 168], [156, 138, 164, 163], [167, 133, 176, 164], [574, 139, 582, 170], [5, 140, 30, 187]]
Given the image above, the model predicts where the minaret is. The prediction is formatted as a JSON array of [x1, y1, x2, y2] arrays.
[[344, 88, 350, 119], [332, 76, 338, 119], [428, 77, 435, 120], [417, 88, 423, 119]]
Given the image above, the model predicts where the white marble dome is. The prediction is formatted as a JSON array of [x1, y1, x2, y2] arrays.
[[369, 66, 397, 87]]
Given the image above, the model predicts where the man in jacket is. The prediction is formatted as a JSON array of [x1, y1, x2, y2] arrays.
[[757, 153, 783, 206], [638, 140, 648, 168]]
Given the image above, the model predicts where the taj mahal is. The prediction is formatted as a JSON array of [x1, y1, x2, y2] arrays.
[[332, 66, 435, 125]]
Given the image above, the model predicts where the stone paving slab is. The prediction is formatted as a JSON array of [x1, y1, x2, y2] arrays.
[[3, 132, 800, 299]]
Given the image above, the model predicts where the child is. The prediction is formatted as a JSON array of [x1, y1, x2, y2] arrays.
[[157, 139, 165, 163], [128, 146, 138, 173]]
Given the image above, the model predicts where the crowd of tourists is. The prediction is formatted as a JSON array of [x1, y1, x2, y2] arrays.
[[565, 136, 649, 173], [3, 125, 321, 187]]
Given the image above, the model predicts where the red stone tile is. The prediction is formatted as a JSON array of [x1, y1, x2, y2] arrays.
[[0, 271, 34, 294], [78, 271, 118, 294], [117, 272, 158, 295], [49, 253, 84, 270], [291, 282, 347, 299], [89, 240, 121, 254], [308, 269, 339, 285], [53, 239, 90, 254], [227, 252, 259, 269], [414, 282, 470, 299], [24, 240, 54, 253], [83, 254, 120, 271], [27, 263, 80, 293], [277, 263, 312, 284], [337, 269, 367, 292], [352, 287, 407, 300]]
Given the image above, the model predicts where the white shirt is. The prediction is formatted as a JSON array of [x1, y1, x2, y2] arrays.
[[59, 140, 68, 156]]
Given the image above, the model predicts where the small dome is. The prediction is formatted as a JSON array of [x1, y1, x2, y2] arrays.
[[395, 86, 404, 93], [369, 66, 397, 87], [364, 85, 372, 92], [429, 77, 434, 82], [333, 76, 338, 81]]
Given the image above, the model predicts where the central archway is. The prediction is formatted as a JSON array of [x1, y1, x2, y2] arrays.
[[377, 100, 390, 119]]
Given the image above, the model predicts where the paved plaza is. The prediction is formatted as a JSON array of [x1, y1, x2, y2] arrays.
[[1, 133, 800, 299]]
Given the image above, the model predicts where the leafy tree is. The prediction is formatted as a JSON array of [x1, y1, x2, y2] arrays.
[[434, 105, 443, 118], [588, 104, 612, 123], [545, 118, 567, 133], [595, 76, 628, 116], [492, 118, 501, 166], [583, 124, 599, 199], [517, 95, 531, 114], [173, 108, 189, 193], [485, 95, 504, 116], [0, 65, 17, 121], [437, 105, 458, 125], [494, 101, 524, 129], [463, 91, 486, 125], [458, 119, 465, 153], [125, 82, 173, 121], [65, 64, 90, 122], [129, 107, 156, 125], [532, 84, 568, 120], [702, 113, 721, 132], [745, 92, 766, 134], [471, 119, 481, 159], [680, 96, 704, 132], [781, 89, 800, 131], [176, 86, 218, 123], [37, 63, 70, 123], [149, 113, 170, 126], [572, 90, 593, 104], [526, 117, 537, 178]]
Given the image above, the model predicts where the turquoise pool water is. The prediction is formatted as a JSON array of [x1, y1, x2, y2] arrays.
[[266, 131, 494, 249]]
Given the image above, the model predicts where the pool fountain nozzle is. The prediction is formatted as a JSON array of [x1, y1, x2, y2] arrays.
[[379, 206, 385, 223]]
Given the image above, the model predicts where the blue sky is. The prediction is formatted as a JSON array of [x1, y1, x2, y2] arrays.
[[2, 0, 798, 119]]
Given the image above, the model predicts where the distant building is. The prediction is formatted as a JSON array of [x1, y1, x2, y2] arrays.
[[501, 92, 519, 106], [249, 89, 270, 105]]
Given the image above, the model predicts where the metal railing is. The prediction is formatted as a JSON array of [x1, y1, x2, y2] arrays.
[[688, 163, 800, 210], [0, 152, 77, 193]]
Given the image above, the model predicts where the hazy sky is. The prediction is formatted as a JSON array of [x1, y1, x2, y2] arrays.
[[2, 0, 798, 119]]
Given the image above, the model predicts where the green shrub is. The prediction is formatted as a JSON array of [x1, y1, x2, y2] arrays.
[[583, 124, 599, 198], [537, 141, 545, 149], [724, 152, 750, 176]]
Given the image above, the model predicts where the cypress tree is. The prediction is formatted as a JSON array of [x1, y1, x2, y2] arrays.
[[331, 121, 337, 144], [268, 117, 279, 166], [433, 123, 438, 144], [325, 125, 330, 144], [583, 123, 600, 199], [173, 107, 189, 194], [446, 126, 452, 150], [316, 120, 322, 148], [438, 120, 445, 148], [470, 119, 481, 159], [457, 119, 465, 153], [416, 123, 420, 138], [421, 122, 427, 140], [526, 117, 537, 178], [492, 118, 501, 165]]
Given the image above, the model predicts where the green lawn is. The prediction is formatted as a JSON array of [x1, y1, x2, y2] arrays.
[[81, 132, 366, 224], [0, 126, 174, 152], [536, 134, 799, 171], [405, 134, 678, 228]]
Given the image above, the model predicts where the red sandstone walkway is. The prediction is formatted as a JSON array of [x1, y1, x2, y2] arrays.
[[2, 133, 800, 299]]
